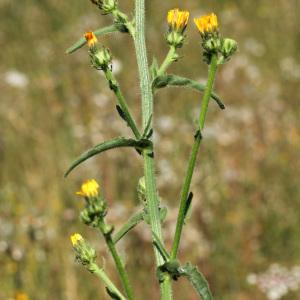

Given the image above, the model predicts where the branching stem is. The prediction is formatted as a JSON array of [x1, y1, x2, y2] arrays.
[[170, 54, 218, 259], [157, 45, 177, 77]]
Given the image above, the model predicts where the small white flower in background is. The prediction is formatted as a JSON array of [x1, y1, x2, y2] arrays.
[[112, 58, 123, 75], [157, 116, 175, 133], [4, 70, 29, 88], [280, 57, 300, 80], [247, 264, 300, 300], [244, 38, 266, 57], [97, 58, 122, 77], [92, 92, 109, 108]]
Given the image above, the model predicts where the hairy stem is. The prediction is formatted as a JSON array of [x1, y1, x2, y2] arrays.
[[89, 262, 127, 300], [170, 54, 218, 259], [134, 0, 173, 299], [99, 221, 135, 300], [157, 45, 177, 77]]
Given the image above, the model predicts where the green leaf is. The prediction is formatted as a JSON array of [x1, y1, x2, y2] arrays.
[[152, 74, 225, 110], [106, 287, 122, 300], [64, 137, 152, 177], [142, 114, 153, 139], [183, 192, 193, 224], [66, 25, 118, 54], [152, 231, 170, 262], [181, 263, 213, 300], [113, 210, 144, 244]]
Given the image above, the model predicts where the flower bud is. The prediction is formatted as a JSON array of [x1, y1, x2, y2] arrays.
[[84, 32, 98, 48], [166, 8, 189, 48], [70, 233, 96, 266], [203, 37, 221, 52], [90, 0, 117, 14], [166, 31, 185, 48], [221, 38, 238, 58], [92, 47, 112, 70], [102, 223, 114, 236]]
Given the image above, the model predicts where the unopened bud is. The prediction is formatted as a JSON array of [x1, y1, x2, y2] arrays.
[[221, 38, 238, 58], [90, 0, 117, 14], [166, 32, 185, 48], [203, 38, 221, 52], [70, 233, 96, 265], [91, 47, 112, 70], [102, 223, 114, 235]]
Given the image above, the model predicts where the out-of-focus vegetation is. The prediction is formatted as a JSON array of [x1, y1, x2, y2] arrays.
[[1, 0, 300, 299]]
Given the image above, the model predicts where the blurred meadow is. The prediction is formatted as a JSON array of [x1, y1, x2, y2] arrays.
[[1, 0, 300, 299]]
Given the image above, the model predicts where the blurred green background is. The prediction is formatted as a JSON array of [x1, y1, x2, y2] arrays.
[[1, 0, 300, 299]]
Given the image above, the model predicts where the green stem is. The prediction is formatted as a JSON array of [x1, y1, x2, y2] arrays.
[[157, 46, 176, 77], [99, 221, 135, 300], [104, 68, 141, 139], [170, 54, 218, 260], [134, 0, 173, 299], [89, 262, 127, 300]]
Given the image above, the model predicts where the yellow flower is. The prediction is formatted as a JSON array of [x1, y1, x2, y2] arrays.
[[84, 31, 98, 47], [15, 293, 28, 300], [70, 233, 83, 246], [76, 179, 100, 198], [167, 8, 190, 32], [194, 13, 218, 35]]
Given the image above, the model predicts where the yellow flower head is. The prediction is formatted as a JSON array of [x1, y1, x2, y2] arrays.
[[76, 179, 100, 198], [167, 8, 190, 32], [194, 13, 218, 35], [15, 293, 28, 300], [84, 31, 98, 47], [70, 233, 83, 246]]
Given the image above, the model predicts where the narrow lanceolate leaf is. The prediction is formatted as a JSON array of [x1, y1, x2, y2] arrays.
[[152, 74, 225, 110], [113, 210, 144, 244], [66, 25, 118, 54], [181, 263, 213, 300], [142, 114, 153, 138], [106, 287, 122, 300], [152, 231, 170, 262], [183, 192, 193, 224], [65, 137, 152, 177]]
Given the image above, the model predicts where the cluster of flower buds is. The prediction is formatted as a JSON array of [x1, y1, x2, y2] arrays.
[[166, 8, 190, 48], [70, 233, 97, 266], [194, 13, 237, 64], [90, 0, 117, 15], [84, 32, 112, 71], [76, 179, 108, 227]]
